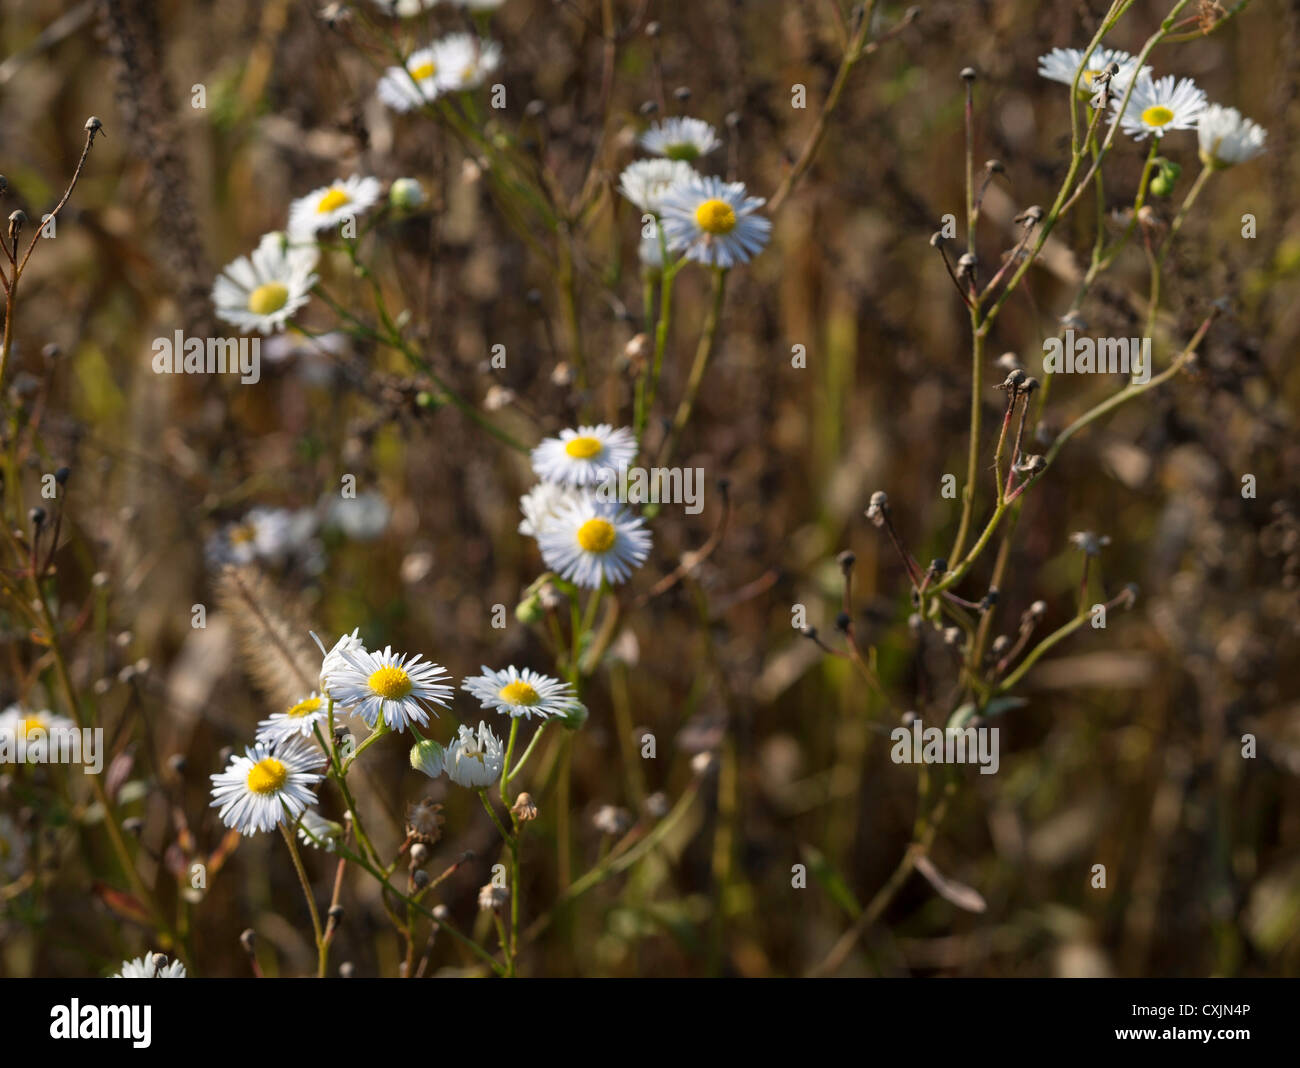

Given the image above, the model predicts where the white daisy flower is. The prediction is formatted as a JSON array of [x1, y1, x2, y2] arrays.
[[618, 158, 697, 215], [206, 506, 303, 567], [1116, 73, 1207, 140], [0, 813, 27, 881], [329, 645, 454, 731], [377, 48, 442, 113], [1036, 46, 1149, 95], [530, 424, 637, 488], [430, 34, 502, 93], [296, 809, 343, 852], [639, 117, 721, 161], [442, 721, 505, 788], [113, 953, 187, 979], [0, 705, 77, 752], [288, 175, 384, 239], [518, 482, 593, 537], [256, 693, 329, 745], [1197, 104, 1267, 168], [316, 628, 366, 700], [462, 665, 584, 721], [209, 738, 324, 835], [212, 231, 318, 334], [659, 174, 771, 269], [537, 497, 652, 589]]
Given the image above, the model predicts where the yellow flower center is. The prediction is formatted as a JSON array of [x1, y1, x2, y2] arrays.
[[247, 757, 288, 795], [286, 697, 323, 719], [317, 188, 352, 214], [247, 282, 289, 316], [665, 144, 700, 162], [499, 681, 540, 706], [564, 435, 604, 459], [368, 665, 413, 700], [461, 64, 477, 83], [410, 61, 437, 81], [1142, 105, 1175, 128], [576, 518, 616, 554], [694, 198, 737, 235], [1081, 70, 1097, 85]]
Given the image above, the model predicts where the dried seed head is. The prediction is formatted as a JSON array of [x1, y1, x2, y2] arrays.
[[866, 490, 889, 527], [511, 792, 538, 821], [1015, 205, 1045, 226], [1020, 376, 1040, 395], [1060, 311, 1088, 332], [960, 66, 978, 82], [929, 557, 947, 576], [1118, 582, 1139, 610], [834, 611, 852, 633], [837, 549, 856, 574], [929, 230, 946, 248], [908, 612, 924, 635], [477, 883, 510, 912], [990, 635, 1011, 656], [625, 332, 651, 366], [673, 86, 692, 103], [639, 99, 659, 116], [985, 159, 1005, 174], [8, 209, 26, 241], [943, 626, 963, 648], [995, 352, 1023, 373], [1026, 599, 1048, 622], [1015, 454, 1047, 475], [410, 842, 429, 867], [956, 252, 977, 277], [996, 368, 1027, 393], [412, 869, 430, 890], [239, 929, 257, 955]]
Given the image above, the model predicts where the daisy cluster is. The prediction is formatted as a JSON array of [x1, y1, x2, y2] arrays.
[[208, 628, 588, 837], [376, 33, 502, 113], [619, 116, 771, 270], [211, 173, 388, 334], [516, 424, 652, 590], [1038, 44, 1267, 164]]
